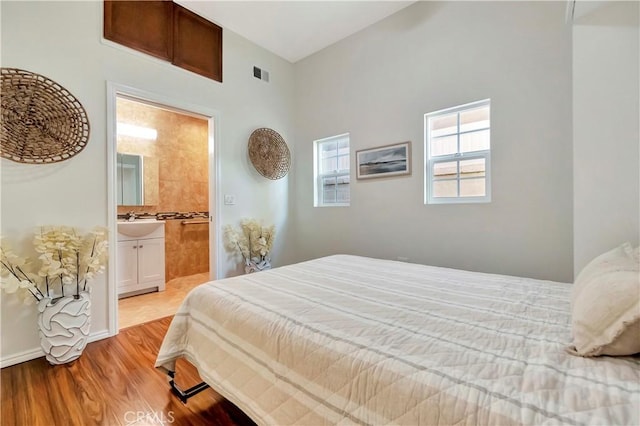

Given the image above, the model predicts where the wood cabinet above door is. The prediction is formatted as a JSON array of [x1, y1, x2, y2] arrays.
[[172, 4, 223, 82], [104, 1, 223, 82], [104, 1, 174, 62]]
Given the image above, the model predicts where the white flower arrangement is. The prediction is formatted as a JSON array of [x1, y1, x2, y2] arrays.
[[0, 226, 108, 304], [223, 218, 275, 266]]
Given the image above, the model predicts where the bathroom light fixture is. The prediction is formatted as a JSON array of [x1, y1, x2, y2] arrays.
[[117, 122, 158, 140]]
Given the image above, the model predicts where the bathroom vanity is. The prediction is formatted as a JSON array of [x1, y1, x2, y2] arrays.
[[117, 219, 166, 298]]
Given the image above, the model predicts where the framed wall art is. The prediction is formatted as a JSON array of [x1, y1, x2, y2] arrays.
[[356, 141, 411, 179]]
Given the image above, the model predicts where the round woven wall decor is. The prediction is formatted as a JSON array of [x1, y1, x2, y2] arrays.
[[248, 128, 290, 180], [1, 68, 90, 164]]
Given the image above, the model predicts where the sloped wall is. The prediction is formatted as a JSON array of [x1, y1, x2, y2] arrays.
[[292, 1, 574, 282]]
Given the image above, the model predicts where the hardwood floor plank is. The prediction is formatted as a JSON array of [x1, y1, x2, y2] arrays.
[[1, 316, 256, 426]]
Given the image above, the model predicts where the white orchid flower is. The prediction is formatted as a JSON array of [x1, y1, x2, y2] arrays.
[[1, 277, 20, 293]]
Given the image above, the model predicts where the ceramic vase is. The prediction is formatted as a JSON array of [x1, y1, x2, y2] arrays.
[[37, 291, 91, 365]]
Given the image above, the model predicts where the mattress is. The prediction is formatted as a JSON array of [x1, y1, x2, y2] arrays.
[[155, 255, 640, 425]]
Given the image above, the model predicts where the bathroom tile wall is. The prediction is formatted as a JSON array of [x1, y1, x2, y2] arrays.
[[117, 98, 209, 281]]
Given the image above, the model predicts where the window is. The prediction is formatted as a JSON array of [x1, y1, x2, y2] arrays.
[[425, 99, 491, 204], [314, 134, 350, 206]]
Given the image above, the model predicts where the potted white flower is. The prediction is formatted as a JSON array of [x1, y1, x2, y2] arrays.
[[0, 226, 108, 364], [223, 219, 275, 273]]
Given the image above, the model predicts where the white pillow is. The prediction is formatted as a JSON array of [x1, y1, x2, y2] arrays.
[[569, 243, 640, 357]]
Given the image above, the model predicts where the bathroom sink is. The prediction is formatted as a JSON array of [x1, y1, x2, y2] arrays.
[[117, 219, 165, 238]]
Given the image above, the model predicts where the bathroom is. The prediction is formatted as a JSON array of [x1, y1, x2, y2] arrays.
[[115, 95, 211, 329]]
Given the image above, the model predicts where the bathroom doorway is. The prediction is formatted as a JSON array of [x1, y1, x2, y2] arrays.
[[107, 84, 219, 333]]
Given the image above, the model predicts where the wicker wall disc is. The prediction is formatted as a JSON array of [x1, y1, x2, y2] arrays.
[[1, 68, 90, 164], [248, 128, 290, 180]]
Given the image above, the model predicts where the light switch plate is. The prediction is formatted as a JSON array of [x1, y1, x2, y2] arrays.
[[224, 194, 236, 205]]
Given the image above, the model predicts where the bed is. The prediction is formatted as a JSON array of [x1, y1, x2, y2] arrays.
[[155, 255, 640, 425]]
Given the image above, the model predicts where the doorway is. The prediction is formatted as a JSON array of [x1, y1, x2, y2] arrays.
[[107, 83, 219, 334]]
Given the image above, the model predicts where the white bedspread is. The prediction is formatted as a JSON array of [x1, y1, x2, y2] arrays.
[[156, 255, 640, 425]]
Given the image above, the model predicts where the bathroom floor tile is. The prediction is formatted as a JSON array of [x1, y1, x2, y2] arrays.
[[118, 272, 211, 329]]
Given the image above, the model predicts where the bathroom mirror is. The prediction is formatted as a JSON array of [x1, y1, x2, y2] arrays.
[[117, 153, 144, 205], [116, 152, 160, 206]]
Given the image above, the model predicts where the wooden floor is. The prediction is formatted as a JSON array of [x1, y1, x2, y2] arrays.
[[0, 316, 256, 426], [119, 272, 210, 329]]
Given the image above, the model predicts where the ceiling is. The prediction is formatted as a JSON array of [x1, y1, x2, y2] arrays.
[[174, 1, 416, 63]]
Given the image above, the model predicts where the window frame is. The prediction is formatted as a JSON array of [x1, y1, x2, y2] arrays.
[[313, 133, 350, 207], [424, 99, 491, 205]]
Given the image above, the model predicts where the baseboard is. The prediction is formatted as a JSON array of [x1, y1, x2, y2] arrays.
[[0, 348, 44, 369], [0, 329, 111, 368]]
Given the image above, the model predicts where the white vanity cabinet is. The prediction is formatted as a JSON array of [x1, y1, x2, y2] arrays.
[[117, 220, 166, 297]]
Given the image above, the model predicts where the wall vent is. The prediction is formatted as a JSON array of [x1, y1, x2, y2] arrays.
[[253, 66, 269, 82]]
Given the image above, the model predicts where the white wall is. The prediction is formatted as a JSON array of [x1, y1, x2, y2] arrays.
[[573, 1, 640, 273], [293, 1, 574, 282], [0, 1, 295, 365], [6, 0, 633, 368]]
